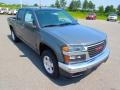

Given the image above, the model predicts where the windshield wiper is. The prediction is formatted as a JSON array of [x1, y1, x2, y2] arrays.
[[42, 23, 78, 28], [42, 24, 59, 28]]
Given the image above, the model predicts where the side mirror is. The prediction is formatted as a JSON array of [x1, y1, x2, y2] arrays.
[[24, 19, 38, 29], [32, 20, 37, 29], [31, 24, 37, 29]]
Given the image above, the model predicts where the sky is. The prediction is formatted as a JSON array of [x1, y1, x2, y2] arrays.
[[0, 0, 120, 8]]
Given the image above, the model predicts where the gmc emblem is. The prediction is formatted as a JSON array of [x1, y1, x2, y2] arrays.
[[95, 45, 103, 52]]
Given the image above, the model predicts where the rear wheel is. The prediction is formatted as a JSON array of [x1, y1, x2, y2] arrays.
[[41, 50, 59, 78], [11, 30, 20, 42]]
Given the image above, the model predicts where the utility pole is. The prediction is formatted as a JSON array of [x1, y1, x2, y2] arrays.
[[20, 0, 22, 8], [38, 0, 41, 8]]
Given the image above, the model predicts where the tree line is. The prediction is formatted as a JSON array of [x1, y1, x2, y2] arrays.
[[50, 0, 120, 16], [51, 0, 95, 11]]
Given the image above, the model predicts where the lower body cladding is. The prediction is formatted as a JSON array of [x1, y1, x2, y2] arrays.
[[58, 47, 110, 78]]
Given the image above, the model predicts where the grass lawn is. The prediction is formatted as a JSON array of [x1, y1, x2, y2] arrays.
[[67, 10, 107, 20], [67, 11, 88, 19], [118, 16, 120, 21], [0, 4, 20, 9], [67, 10, 120, 21]]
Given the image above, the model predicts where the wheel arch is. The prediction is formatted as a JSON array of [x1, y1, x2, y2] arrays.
[[39, 42, 58, 60], [9, 25, 14, 31]]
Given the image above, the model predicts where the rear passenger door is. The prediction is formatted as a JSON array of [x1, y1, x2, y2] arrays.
[[23, 10, 37, 50], [15, 9, 25, 38]]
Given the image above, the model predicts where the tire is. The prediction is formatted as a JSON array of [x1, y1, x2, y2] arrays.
[[11, 30, 20, 42], [41, 50, 59, 78]]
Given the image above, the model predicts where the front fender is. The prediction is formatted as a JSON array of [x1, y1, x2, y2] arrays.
[[37, 30, 65, 63]]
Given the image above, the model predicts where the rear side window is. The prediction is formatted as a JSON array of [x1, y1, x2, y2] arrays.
[[24, 11, 34, 24], [17, 9, 24, 21]]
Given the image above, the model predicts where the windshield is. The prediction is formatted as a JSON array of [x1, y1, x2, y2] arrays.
[[36, 9, 78, 27], [109, 14, 117, 16], [89, 13, 96, 15]]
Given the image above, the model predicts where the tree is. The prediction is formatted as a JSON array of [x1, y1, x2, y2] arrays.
[[33, 3, 38, 7], [105, 5, 116, 14], [83, 0, 89, 10], [76, 0, 81, 9], [69, 0, 74, 11], [60, 0, 66, 8], [88, 1, 95, 11], [117, 4, 120, 15], [55, 0, 60, 8], [118, 4, 120, 11], [50, 4, 55, 7], [105, 6, 110, 13], [69, 0, 81, 11], [98, 6, 104, 13], [109, 5, 116, 12]]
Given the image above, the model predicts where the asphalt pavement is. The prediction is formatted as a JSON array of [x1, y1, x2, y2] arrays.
[[0, 15, 120, 90]]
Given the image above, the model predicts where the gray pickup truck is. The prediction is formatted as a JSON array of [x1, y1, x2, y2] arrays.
[[7, 7, 110, 78]]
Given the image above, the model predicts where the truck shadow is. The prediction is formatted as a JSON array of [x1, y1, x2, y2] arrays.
[[8, 35, 97, 86]]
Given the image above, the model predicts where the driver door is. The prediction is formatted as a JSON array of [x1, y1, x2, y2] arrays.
[[23, 10, 37, 50]]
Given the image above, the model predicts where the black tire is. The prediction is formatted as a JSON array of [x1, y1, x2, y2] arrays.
[[11, 30, 20, 42], [41, 49, 59, 78]]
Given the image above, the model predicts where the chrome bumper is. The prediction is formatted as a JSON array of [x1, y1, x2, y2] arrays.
[[58, 47, 110, 74]]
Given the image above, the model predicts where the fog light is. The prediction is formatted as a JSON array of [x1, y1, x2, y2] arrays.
[[70, 55, 82, 59], [71, 54, 86, 62]]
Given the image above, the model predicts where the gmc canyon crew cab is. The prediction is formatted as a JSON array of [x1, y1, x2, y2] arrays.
[[7, 7, 110, 78]]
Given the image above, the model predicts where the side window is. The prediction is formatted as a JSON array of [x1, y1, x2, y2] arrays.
[[17, 9, 24, 21], [24, 11, 33, 24]]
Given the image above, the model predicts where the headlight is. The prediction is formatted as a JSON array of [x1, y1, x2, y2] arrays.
[[62, 45, 87, 64], [69, 45, 86, 52], [62, 45, 86, 52]]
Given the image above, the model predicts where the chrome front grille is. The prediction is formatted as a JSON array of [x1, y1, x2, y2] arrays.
[[88, 41, 106, 58]]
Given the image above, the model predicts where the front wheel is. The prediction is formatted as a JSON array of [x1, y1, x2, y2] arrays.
[[41, 50, 59, 78], [11, 30, 20, 42]]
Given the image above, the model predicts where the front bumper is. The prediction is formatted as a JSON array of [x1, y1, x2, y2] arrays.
[[108, 18, 117, 20], [58, 47, 110, 77]]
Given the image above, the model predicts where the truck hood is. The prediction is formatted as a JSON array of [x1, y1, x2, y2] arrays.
[[43, 25, 106, 45]]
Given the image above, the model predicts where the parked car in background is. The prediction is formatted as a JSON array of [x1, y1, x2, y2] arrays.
[[0, 8, 10, 14], [7, 10, 13, 15], [7, 9, 17, 15], [13, 9, 18, 15], [4, 8, 9, 14], [107, 13, 118, 21], [0, 8, 5, 14], [86, 13, 96, 20]]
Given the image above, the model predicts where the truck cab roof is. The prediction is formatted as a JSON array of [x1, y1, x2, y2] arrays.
[[20, 7, 62, 11]]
